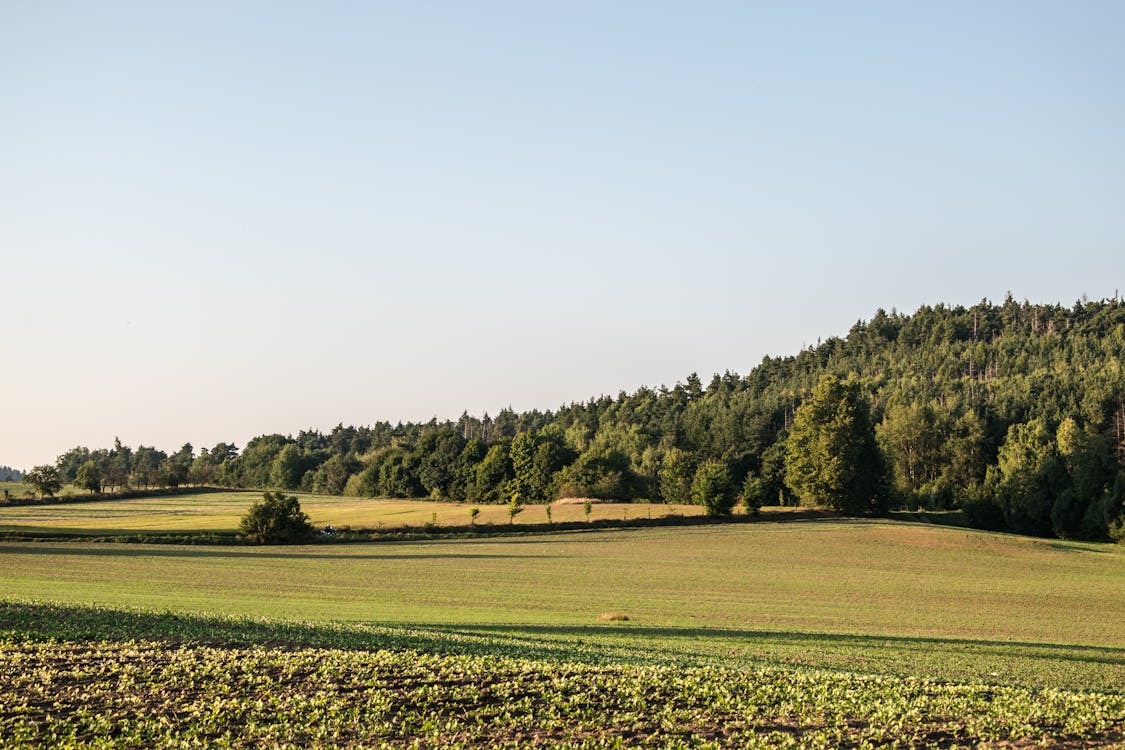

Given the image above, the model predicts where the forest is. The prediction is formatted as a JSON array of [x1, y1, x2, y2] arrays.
[[30, 295, 1125, 542]]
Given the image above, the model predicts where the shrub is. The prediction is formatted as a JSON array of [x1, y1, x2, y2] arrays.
[[740, 472, 765, 514], [239, 491, 313, 544], [692, 460, 736, 516], [507, 493, 524, 524]]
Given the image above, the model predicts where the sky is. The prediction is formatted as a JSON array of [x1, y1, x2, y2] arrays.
[[2, 1, 1124, 469]]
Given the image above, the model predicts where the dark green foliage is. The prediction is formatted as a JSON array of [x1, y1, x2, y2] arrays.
[[130, 445, 167, 488], [415, 428, 466, 498], [54, 447, 92, 483], [473, 443, 512, 503], [658, 448, 695, 505], [378, 450, 425, 498], [238, 491, 313, 544], [189, 443, 237, 485], [740, 471, 765, 514], [758, 438, 792, 506], [23, 465, 62, 498], [45, 297, 1125, 539], [784, 376, 888, 515], [510, 430, 576, 501], [556, 447, 638, 500], [233, 435, 293, 489], [163, 444, 194, 488], [74, 460, 102, 494], [310, 454, 356, 496], [991, 419, 1059, 536], [691, 460, 736, 516], [1103, 471, 1125, 543], [105, 438, 132, 491], [269, 444, 304, 490]]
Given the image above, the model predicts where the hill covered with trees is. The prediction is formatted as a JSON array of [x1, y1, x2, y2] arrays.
[[37, 295, 1125, 541]]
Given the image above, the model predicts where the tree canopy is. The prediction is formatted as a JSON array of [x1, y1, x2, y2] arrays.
[[37, 296, 1125, 541], [785, 376, 888, 515], [238, 492, 313, 544]]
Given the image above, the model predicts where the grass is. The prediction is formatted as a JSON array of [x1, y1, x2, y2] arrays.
[[0, 480, 33, 500], [3, 518, 1123, 745], [1, 520, 1123, 692], [0, 487, 709, 535]]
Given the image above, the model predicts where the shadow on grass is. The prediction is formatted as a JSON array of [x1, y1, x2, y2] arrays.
[[2, 601, 1120, 679], [429, 622, 1125, 667]]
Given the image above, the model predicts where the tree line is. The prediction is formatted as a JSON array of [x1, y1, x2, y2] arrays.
[[23, 295, 1125, 541]]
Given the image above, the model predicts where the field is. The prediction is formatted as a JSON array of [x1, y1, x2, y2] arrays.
[[2, 501, 1123, 746], [4, 605, 1123, 749], [0, 488, 706, 535]]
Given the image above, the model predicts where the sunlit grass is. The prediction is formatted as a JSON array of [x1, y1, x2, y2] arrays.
[[0, 488, 708, 534], [2, 520, 1122, 691]]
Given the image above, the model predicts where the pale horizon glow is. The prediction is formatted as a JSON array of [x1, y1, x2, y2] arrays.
[[3, 2, 1124, 469]]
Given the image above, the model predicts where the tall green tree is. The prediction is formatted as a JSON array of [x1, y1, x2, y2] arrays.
[[658, 448, 695, 504], [130, 445, 167, 488], [784, 376, 888, 515], [162, 443, 194, 488], [75, 460, 103, 494], [473, 442, 512, 503], [691, 460, 736, 516], [24, 465, 62, 499], [269, 444, 304, 490], [992, 418, 1062, 536], [105, 438, 132, 491]]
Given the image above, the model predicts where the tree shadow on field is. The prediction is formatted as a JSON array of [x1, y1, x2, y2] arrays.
[[420, 622, 1125, 669], [2, 602, 1121, 690]]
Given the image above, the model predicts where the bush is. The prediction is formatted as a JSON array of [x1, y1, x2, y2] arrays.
[[740, 472, 767, 514], [692, 460, 736, 517], [239, 491, 313, 544]]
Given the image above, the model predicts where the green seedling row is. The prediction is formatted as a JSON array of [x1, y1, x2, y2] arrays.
[[1, 603, 1123, 748]]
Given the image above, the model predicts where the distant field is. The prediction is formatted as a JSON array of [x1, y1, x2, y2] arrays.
[[0, 481, 33, 499], [0, 488, 706, 534], [2, 520, 1122, 693], [0, 480, 92, 500]]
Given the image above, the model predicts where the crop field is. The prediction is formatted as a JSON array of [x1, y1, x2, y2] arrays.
[[0, 489, 706, 535], [3, 603, 1123, 749], [2, 520, 1123, 746]]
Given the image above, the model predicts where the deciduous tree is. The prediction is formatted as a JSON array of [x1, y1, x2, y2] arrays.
[[24, 465, 62, 499], [784, 376, 887, 515]]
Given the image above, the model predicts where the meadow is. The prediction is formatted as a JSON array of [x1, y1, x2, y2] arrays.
[[1, 496, 1123, 746], [0, 488, 705, 535]]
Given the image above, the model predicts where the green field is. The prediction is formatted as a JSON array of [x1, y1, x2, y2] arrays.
[[2, 521, 1123, 688], [4, 606, 1122, 749], [2, 514, 1123, 746], [0, 488, 706, 535]]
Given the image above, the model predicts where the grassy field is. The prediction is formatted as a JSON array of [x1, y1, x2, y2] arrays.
[[3, 499, 1124, 746], [0, 488, 707, 535], [2, 520, 1123, 693], [0, 480, 34, 500]]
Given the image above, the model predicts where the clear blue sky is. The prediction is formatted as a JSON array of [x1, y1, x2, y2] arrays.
[[3, 2, 1124, 469]]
